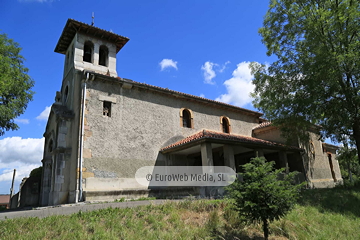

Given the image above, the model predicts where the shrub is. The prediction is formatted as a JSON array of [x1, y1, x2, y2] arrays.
[[226, 157, 305, 240]]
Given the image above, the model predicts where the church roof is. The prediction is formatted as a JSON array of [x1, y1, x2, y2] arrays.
[[0, 195, 10, 204], [54, 19, 129, 54], [160, 129, 301, 153], [253, 121, 273, 130], [87, 71, 264, 117]]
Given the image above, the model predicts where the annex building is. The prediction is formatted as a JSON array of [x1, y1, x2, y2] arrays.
[[39, 19, 342, 206]]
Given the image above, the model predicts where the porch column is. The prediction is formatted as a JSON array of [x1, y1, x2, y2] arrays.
[[200, 142, 214, 197], [201, 142, 214, 172], [279, 151, 289, 173], [223, 145, 235, 171], [254, 149, 264, 158]]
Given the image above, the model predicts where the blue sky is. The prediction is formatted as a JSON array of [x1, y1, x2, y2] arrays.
[[0, 0, 276, 194]]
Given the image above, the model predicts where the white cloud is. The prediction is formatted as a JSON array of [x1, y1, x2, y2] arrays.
[[200, 93, 205, 98], [201, 61, 231, 84], [219, 61, 231, 73], [0, 137, 44, 164], [36, 106, 51, 121], [201, 61, 217, 85], [159, 59, 178, 71], [14, 119, 30, 124], [215, 61, 255, 107], [0, 137, 44, 193], [0, 163, 41, 182]]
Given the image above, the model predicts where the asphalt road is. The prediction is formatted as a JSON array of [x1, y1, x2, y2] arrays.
[[0, 199, 182, 221]]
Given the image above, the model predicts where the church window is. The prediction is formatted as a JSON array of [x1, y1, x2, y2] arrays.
[[221, 116, 231, 133], [99, 45, 109, 66], [83, 41, 94, 63], [180, 108, 193, 128], [64, 86, 69, 103], [48, 139, 53, 153], [103, 101, 111, 117]]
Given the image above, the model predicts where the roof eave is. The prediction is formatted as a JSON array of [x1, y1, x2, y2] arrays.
[[87, 71, 263, 117], [54, 19, 130, 54], [161, 136, 302, 154]]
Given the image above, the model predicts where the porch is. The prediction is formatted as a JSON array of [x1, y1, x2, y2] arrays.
[[160, 130, 306, 196]]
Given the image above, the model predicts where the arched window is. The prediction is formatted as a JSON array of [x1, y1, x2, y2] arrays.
[[221, 116, 231, 133], [83, 41, 94, 63], [180, 108, 193, 128], [99, 45, 109, 66], [64, 86, 69, 103]]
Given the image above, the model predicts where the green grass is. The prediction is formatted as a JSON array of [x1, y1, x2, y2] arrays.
[[1, 187, 360, 239]]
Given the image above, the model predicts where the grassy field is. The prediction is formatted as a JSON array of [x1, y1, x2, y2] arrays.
[[1, 186, 360, 240]]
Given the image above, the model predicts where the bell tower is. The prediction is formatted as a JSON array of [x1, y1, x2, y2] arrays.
[[54, 19, 129, 78]]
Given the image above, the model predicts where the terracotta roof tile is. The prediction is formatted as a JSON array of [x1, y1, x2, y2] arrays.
[[253, 121, 273, 130], [0, 195, 10, 204], [102, 75, 263, 116], [161, 129, 300, 152], [55, 19, 129, 54]]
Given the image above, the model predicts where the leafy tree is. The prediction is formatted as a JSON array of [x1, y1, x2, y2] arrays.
[[226, 157, 304, 240], [337, 143, 360, 184], [250, 0, 360, 161], [0, 33, 34, 136]]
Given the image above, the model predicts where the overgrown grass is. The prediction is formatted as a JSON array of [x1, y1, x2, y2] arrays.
[[1, 187, 360, 239]]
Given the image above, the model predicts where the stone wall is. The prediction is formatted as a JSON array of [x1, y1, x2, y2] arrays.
[[81, 77, 260, 192]]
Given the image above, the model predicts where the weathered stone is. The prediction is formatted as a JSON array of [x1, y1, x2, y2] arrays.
[[83, 148, 92, 158], [82, 171, 95, 179]]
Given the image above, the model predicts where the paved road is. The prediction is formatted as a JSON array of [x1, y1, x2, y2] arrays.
[[0, 199, 182, 221]]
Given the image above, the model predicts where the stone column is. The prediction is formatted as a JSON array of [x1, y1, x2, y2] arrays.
[[279, 151, 289, 173], [254, 149, 264, 158], [223, 145, 235, 171], [201, 142, 214, 170], [200, 142, 213, 198]]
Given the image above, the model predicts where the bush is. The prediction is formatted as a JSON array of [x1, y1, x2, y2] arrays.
[[226, 157, 305, 240], [29, 166, 42, 178]]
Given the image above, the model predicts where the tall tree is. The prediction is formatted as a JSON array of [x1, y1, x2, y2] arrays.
[[0, 33, 34, 136], [337, 142, 359, 183], [251, 0, 360, 161]]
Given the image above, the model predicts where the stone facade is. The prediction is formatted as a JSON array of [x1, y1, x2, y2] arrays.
[[39, 19, 342, 206]]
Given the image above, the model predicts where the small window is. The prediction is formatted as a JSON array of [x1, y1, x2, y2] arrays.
[[99, 45, 109, 66], [221, 116, 231, 133], [182, 109, 192, 128], [48, 140, 53, 153], [103, 101, 111, 117], [64, 86, 69, 103], [83, 41, 94, 63]]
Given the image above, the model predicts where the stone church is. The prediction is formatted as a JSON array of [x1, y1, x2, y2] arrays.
[[39, 19, 342, 206]]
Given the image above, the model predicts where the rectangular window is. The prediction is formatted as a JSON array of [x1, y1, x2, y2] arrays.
[[103, 101, 111, 117]]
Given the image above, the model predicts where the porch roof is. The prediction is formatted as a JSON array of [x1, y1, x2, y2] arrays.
[[160, 129, 302, 154]]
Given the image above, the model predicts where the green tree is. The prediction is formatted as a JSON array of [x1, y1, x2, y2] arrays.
[[250, 0, 360, 161], [0, 33, 34, 136], [337, 143, 360, 184], [226, 157, 304, 240], [29, 166, 42, 178]]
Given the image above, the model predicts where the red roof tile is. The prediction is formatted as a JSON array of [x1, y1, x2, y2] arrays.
[[94, 73, 263, 117], [253, 121, 273, 130], [0, 195, 10, 204], [161, 129, 300, 152]]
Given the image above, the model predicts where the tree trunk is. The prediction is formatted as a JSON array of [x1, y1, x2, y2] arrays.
[[352, 122, 360, 165], [262, 218, 269, 240], [348, 160, 353, 183]]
